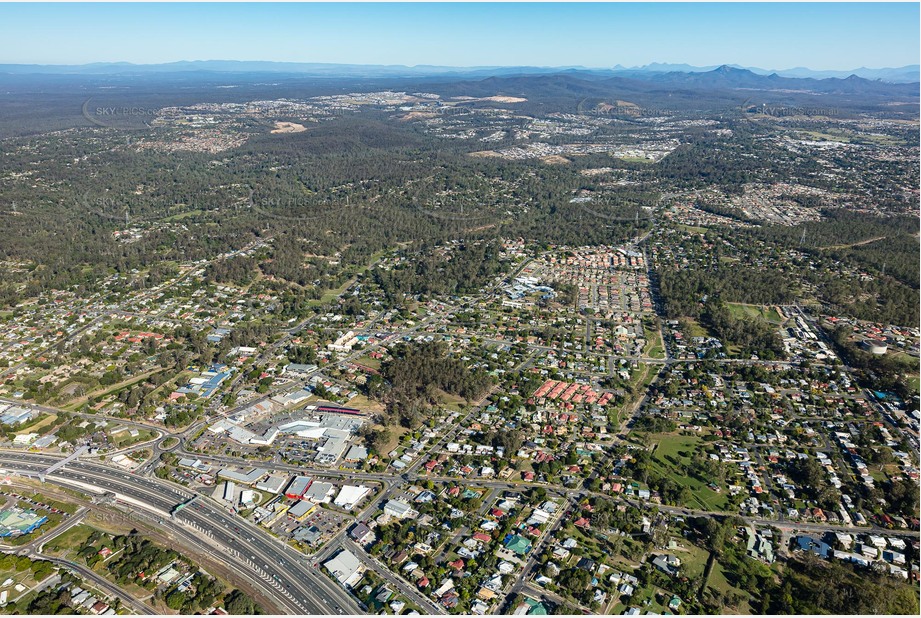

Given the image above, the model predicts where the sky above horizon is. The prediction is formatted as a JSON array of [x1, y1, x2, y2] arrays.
[[0, 2, 918, 70]]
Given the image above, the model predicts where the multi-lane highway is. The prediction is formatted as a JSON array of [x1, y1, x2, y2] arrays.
[[0, 451, 361, 615]]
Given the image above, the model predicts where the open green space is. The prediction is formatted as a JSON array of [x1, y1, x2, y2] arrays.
[[705, 559, 753, 614], [643, 323, 666, 359], [647, 433, 730, 511], [111, 428, 157, 448], [677, 224, 710, 234], [43, 523, 95, 555], [62, 368, 162, 410], [907, 375, 920, 395], [682, 318, 711, 338], [889, 351, 920, 373], [354, 355, 382, 370], [724, 303, 784, 324], [308, 248, 389, 308], [669, 539, 710, 580], [796, 130, 851, 143]]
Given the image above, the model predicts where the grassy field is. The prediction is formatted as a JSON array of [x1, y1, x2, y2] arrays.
[[345, 394, 385, 414], [643, 324, 666, 359], [724, 303, 785, 324], [670, 538, 710, 580], [111, 428, 157, 448], [354, 355, 382, 370], [13, 413, 57, 436], [647, 433, 730, 511], [890, 351, 920, 373], [308, 249, 388, 308], [677, 224, 710, 234], [163, 208, 205, 221], [372, 422, 409, 455], [43, 523, 95, 555], [797, 130, 851, 143], [705, 559, 753, 614], [436, 388, 468, 408], [309, 276, 357, 307], [682, 318, 711, 338], [63, 368, 162, 410]]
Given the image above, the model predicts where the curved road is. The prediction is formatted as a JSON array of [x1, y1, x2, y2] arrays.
[[0, 451, 361, 616], [34, 552, 158, 615]]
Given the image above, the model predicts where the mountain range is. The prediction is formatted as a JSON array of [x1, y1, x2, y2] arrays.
[[0, 60, 918, 83]]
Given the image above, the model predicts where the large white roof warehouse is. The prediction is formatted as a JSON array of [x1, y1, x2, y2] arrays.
[[323, 549, 364, 588], [334, 485, 371, 510]]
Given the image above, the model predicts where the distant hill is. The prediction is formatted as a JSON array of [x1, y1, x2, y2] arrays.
[[422, 68, 917, 104], [633, 65, 919, 96], [766, 65, 920, 83], [609, 62, 920, 84]]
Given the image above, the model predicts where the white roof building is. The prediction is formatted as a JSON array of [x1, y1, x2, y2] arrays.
[[383, 499, 415, 519], [334, 485, 371, 510], [323, 549, 364, 588]]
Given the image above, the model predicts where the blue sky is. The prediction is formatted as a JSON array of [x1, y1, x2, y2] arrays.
[[0, 2, 918, 70]]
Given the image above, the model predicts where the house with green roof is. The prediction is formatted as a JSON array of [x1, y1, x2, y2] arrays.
[[502, 533, 532, 556], [525, 598, 548, 615]]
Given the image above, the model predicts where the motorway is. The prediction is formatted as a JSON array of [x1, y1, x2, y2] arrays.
[[0, 451, 362, 615]]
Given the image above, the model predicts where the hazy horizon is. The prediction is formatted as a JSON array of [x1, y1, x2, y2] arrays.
[[2, 58, 919, 73]]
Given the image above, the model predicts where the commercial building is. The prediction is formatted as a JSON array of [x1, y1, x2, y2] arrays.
[[383, 500, 415, 519], [218, 467, 268, 485], [285, 476, 313, 500], [323, 549, 364, 587], [255, 474, 288, 494], [288, 500, 317, 521], [334, 485, 372, 510], [303, 481, 335, 504]]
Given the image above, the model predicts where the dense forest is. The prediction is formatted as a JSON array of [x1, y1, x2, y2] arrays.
[[703, 303, 786, 359], [0, 121, 645, 310], [658, 264, 796, 317], [364, 341, 494, 435], [760, 556, 919, 614], [0, 81, 915, 331], [372, 241, 508, 302], [379, 341, 495, 405]]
